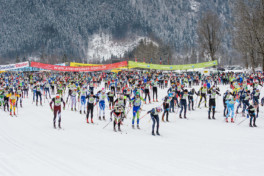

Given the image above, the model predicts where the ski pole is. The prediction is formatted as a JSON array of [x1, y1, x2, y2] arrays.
[[140, 112, 148, 120], [126, 106, 132, 115], [237, 117, 247, 125], [16, 102, 18, 116], [97, 103, 99, 119], [103, 120, 112, 129]]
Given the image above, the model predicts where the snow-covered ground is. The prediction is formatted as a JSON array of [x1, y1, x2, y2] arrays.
[[0, 84, 264, 176]]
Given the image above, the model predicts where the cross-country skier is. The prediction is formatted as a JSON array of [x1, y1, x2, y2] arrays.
[[6, 91, 20, 116], [162, 95, 171, 121], [247, 101, 257, 127], [208, 87, 221, 120], [147, 106, 162, 136], [130, 92, 145, 129], [85, 92, 98, 123], [97, 88, 107, 120], [79, 86, 88, 114], [225, 94, 236, 123], [50, 94, 66, 129], [110, 105, 124, 132], [198, 84, 207, 108], [179, 89, 188, 119], [188, 88, 196, 111]]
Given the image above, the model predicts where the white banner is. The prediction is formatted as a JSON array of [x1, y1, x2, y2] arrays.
[[0, 62, 29, 71]]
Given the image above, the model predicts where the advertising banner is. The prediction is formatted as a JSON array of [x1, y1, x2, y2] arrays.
[[0, 62, 29, 71], [70, 62, 136, 69], [128, 60, 218, 70], [70, 62, 101, 67], [31, 61, 128, 72]]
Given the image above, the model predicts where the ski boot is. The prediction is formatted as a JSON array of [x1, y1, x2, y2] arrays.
[[84, 111, 86, 114], [58, 122, 61, 129], [208, 115, 211, 120], [91, 119, 94, 124], [156, 130, 160, 136], [74, 108, 77, 111], [179, 114, 182, 119], [152, 131, 155, 136], [86, 118, 89, 123], [137, 124, 140, 129], [114, 126, 117, 132], [132, 124, 135, 129], [249, 123, 253, 127], [225, 118, 228, 123], [118, 126, 121, 132], [99, 116, 101, 120], [103, 116, 105, 120], [80, 110, 82, 114], [253, 124, 257, 127], [231, 118, 234, 123], [71, 108, 73, 111], [166, 117, 169, 122]]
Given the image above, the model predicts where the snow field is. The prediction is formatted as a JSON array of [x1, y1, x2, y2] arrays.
[[0, 84, 264, 176]]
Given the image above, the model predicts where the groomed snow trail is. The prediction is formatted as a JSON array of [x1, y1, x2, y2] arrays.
[[0, 84, 264, 176]]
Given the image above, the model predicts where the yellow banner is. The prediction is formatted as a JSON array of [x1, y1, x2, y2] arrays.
[[71, 62, 135, 69], [70, 62, 101, 67], [128, 60, 218, 70]]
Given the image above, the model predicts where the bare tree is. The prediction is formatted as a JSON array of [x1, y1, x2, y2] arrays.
[[197, 11, 222, 63], [234, 0, 264, 71]]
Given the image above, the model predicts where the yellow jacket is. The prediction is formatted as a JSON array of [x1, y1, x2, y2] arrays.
[[6, 93, 20, 102]]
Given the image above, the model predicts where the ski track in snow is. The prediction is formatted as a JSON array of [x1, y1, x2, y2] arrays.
[[0, 84, 264, 176]]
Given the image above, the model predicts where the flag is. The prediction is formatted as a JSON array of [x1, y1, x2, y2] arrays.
[[135, 58, 137, 62], [160, 57, 162, 64], [150, 58, 152, 64]]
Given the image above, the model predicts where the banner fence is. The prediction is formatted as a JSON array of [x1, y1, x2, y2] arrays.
[[128, 60, 218, 70], [31, 61, 128, 72], [0, 62, 29, 71]]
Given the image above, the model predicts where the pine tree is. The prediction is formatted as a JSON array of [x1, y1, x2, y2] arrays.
[[16, 56, 20, 63]]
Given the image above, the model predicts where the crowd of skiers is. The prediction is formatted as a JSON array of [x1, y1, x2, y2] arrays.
[[0, 70, 263, 136]]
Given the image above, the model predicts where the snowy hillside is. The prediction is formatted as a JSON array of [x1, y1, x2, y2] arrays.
[[87, 33, 158, 61], [0, 0, 233, 60], [1, 83, 264, 176]]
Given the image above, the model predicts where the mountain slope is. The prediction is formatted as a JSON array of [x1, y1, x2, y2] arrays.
[[0, 0, 233, 61]]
